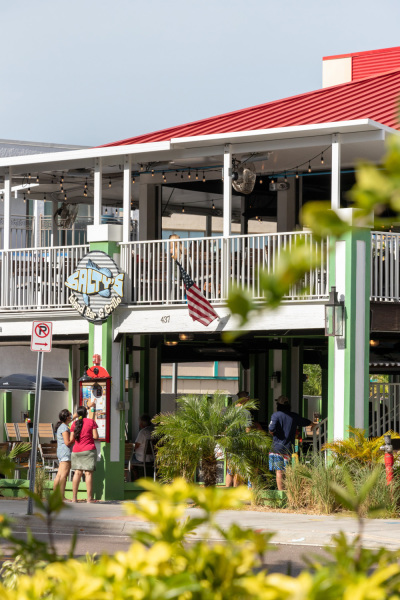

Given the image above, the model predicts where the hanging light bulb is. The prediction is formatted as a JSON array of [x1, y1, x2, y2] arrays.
[[151, 169, 154, 177], [212, 201, 215, 210], [295, 171, 299, 179], [188, 170, 191, 179], [175, 170, 178, 177], [83, 188, 87, 197], [132, 175, 135, 184], [84, 178, 88, 189], [259, 177, 263, 184], [182, 204, 185, 213], [203, 172, 206, 183], [181, 173, 184, 180], [308, 162, 312, 173], [162, 171, 165, 182], [64, 193, 67, 201], [271, 175, 275, 184], [23, 193, 26, 203], [28, 173, 31, 180], [115, 208, 118, 216], [44, 193, 46, 200], [195, 171, 199, 180], [321, 153, 324, 165], [140, 164, 144, 171], [27, 186, 31, 195], [104, 207, 108, 214], [61, 173, 64, 183], [108, 177, 112, 188], [60, 185, 64, 192], [36, 174, 40, 183], [284, 172, 288, 183]]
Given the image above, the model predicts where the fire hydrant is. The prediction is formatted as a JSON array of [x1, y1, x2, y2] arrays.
[[380, 434, 394, 485]]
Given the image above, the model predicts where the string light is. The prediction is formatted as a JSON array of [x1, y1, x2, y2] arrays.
[[36, 174, 40, 183], [284, 172, 288, 183], [61, 173, 64, 183], [271, 174, 275, 184], [151, 169, 154, 177], [195, 171, 199, 180], [162, 171, 166, 182], [28, 173, 31, 180], [175, 171, 178, 177], [259, 177, 263, 184], [132, 175, 135, 184], [212, 201, 215, 210], [295, 171, 299, 179], [140, 164, 144, 171], [23, 193, 26, 203], [203, 172, 206, 182], [308, 162, 312, 173], [108, 177, 112, 188], [27, 186, 31, 195], [188, 170, 191, 179], [84, 179, 88, 189], [104, 208, 108, 214], [43, 193, 46, 200], [115, 208, 118, 216], [83, 188, 87, 197], [321, 153, 324, 165], [64, 193, 67, 201], [60, 185, 64, 192], [182, 204, 185, 213], [181, 173, 184, 180]]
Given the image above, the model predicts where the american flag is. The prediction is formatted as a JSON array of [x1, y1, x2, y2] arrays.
[[175, 261, 219, 326]]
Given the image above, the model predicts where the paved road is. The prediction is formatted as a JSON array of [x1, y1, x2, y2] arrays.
[[4, 529, 328, 576]]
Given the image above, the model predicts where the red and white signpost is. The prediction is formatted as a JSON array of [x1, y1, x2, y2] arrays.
[[27, 321, 53, 516]]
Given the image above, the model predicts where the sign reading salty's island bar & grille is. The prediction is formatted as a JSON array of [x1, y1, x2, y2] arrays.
[[65, 251, 125, 323]]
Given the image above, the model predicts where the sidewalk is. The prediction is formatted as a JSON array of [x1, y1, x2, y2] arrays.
[[2, 498, 400, 550]]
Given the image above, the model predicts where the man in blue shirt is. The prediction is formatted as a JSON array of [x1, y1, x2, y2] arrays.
[[268, 395, 314, 490]]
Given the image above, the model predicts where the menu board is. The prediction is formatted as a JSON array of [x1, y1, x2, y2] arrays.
[[80, 380, 110, 442]]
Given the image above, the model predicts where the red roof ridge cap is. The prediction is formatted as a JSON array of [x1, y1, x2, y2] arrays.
[[323, 46, 400, 61]]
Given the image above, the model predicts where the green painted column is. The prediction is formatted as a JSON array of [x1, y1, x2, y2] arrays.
[[127, 337, 134, 441], [2, 392, 12, 441], [27, 392, 35, 422], [87, 239, 125, 501], [327, 220, 371, 441]]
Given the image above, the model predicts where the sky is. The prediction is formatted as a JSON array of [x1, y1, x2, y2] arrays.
[[1, 0, 400, 147]]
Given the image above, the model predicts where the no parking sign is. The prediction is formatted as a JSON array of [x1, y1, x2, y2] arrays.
[[31, 321, 53, 352]]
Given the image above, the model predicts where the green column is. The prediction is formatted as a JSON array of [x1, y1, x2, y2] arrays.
[[87, 240, 125, 501], [27, 392, 35, 422], [127, 337, 134, 441], [327, 223, 371, 441]]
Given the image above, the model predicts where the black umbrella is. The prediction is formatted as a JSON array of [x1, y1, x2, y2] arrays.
[[0, 373, 66, 391]]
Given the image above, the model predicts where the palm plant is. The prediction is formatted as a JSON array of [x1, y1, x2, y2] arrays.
[[322, 426, 400, 465], [153, 392, 270, 486]]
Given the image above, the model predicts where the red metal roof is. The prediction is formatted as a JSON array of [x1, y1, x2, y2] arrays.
[[352, 47, 400, 81], [103, 69, 400, 147]]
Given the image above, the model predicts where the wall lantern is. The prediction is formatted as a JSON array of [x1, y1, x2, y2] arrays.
[[324, 286, 345, 337]]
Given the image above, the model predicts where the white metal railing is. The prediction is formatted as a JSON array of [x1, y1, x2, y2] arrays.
[[369, 383, 400, 437], [0, 244, 89, 310], [312, 417, 328, 455], [371, 232, 400, 301], [120, 232, 329, 305], [0, 215, 35, 249]]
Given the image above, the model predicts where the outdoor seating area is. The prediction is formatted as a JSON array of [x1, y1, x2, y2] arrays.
[[3, 422, 56, 480]]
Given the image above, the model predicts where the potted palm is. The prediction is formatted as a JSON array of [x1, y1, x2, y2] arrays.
[[153, 392, 270, 486]]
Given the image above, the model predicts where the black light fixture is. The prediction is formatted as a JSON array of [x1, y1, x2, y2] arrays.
[[324, 286, 345, 337], [79, 365, 92, 382], [202, 172, 206, 182]]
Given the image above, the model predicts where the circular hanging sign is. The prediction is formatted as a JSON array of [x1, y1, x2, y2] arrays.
[[65, 250, 125, 323]]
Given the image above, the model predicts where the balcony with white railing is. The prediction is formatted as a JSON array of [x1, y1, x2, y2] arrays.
[[0, 244, 89, 310], [1, 230, 400, 313], [371, 231, 400, 302], [119, 232, 330, 306]]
